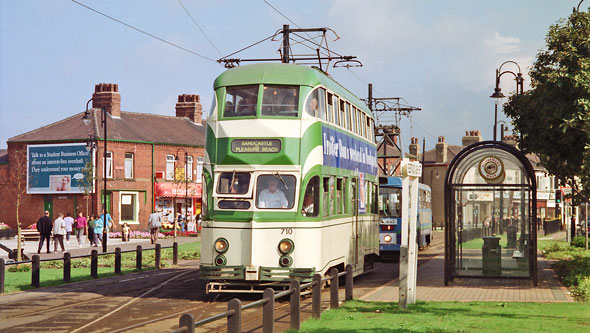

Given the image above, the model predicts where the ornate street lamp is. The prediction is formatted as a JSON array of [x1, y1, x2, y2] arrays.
[[490, 61, 524, 142], [175, 148, 190, 242], [82, 99, 110, 253]]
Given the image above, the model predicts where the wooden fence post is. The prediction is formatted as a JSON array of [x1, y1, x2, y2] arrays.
[[312, 274, 321, 318], [330, 268, 339, 309], [179, 313, 195, 333], [155, 244, 161, 269], [115, 247, 121, 274], [63, 252, 71, 282], [290, 279, 301, 330], [32, 255, 40, 288], [345, 264, 353, 301], [136, 245, 142, 270], [173, 241, 178, 265], [91, 249, 98, 278], [227, 298, 241, 333], [263, 288, 274, 333], [0, 258, 5, 294]]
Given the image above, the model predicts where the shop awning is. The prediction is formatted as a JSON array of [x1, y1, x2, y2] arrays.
[[155, 182, 201, 198]]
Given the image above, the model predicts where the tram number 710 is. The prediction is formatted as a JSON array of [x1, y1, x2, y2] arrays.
[[281, 228, 293, 235]]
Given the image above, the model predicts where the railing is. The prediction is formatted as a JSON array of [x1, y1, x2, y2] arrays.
[[0, 242, 178, 294], [172, 264, 354, 333]]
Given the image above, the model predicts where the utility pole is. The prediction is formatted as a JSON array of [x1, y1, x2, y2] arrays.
[[282, 24, 290, 63]]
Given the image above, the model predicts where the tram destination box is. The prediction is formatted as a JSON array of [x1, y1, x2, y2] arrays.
[[231, 139, 281, 153]]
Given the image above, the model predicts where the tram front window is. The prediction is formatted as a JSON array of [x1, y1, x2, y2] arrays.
[[256, 174, 296, 209], [217, 172, 251, 194], [379, 188, 401, 218], [224, 85, 258, 117], [262, 85, 299, 117]]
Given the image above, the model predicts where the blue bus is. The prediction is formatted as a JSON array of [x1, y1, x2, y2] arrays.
[[378, 176, 432, 258]]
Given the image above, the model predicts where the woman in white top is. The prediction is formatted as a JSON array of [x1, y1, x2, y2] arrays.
[[53, 213, 67, 253]]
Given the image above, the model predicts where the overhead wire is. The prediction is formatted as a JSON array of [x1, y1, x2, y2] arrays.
[[177, 0, 222, 56], [70, 0, 217, 63]]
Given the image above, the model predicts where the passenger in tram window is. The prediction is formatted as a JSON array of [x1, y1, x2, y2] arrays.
[[238, 95, 256, 116], [224, 101, 235, 114], [307, 97, 318, 117], [301, 192, 315, 216], [258, 178, 288, 209]]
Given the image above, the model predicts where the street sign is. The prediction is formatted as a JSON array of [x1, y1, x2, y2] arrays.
[[560, 186, 572, 196]]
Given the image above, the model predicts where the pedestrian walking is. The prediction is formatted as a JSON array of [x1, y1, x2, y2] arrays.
[[101, 209, 113, 242], [75, 212, 87, 247], [122, 223, 130, 242], [53, 213, 66, 253], [93, 215, 104, 247], [148, 209, 162, 244], [88, 215, 96, 246], [63, 212, 74, 244], [36, 210, 53, 254]]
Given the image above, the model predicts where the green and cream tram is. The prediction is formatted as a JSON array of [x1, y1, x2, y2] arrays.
[[200, 63, 379, 293]]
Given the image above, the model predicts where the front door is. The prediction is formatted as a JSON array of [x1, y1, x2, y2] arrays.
[[44, 195, 53, 220]]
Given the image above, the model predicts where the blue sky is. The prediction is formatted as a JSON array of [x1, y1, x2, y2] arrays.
[[0, 0, 576, 151]]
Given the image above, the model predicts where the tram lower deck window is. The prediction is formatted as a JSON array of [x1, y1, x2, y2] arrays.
[[217, 172, 251, 194], [218, 200, 250, 210], [256, 174, 296, 209]]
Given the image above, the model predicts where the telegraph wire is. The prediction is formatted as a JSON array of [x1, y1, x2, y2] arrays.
[[177, 0, 222, 56], [71, 0, 217, 63], [218, 34, 277, 60]]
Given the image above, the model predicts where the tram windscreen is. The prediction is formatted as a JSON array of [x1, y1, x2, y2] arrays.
[[217, 172, 251, 194], [261, 85, 299, 117], [379, 188, 401, 218], [256, 174, 296, 209], [224, 85, 258, 117]]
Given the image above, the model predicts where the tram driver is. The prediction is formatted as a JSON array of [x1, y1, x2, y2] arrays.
[[258, 177, 288, 209]]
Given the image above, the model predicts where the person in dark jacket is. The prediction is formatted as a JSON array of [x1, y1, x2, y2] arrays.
[[36, 210, 53, 254]]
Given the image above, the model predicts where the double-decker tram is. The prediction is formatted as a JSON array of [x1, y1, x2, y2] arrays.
[[378, 176, 432, 259], [200, 63, 379, 293]]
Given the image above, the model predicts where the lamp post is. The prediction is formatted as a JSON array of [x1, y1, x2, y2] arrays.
[[175, 148, 189, 242], [82, 99, 110, 253], [490, 61, 524, 142]]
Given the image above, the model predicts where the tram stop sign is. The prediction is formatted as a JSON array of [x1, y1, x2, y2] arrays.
[[403, 160, 422, 178], [560, 186, 572, 202]]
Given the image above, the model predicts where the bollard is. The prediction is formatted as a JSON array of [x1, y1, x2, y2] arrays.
[[32, 255, 40, 288], [263, 288, 274, 333], [0, 258, 5, 294], [290, 279, 301, 330], [91, 249, 98, 278], [179, 313, 195, 333], [329, 268, 339, 309], [227, 298, 242, 333], [115, 247, 121, 274], [345, 264, 353, 301], [136, 245, 142, 270], [312, 274, 321, 318], [155, 244, 161, 269], [173, 242, 178, 265], [63, 252, 71, 282]]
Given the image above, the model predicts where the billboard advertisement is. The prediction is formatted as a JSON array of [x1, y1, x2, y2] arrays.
[[27, 143, 93, 194]]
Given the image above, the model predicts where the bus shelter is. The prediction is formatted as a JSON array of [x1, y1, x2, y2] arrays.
[[444, 141, 537, 286]]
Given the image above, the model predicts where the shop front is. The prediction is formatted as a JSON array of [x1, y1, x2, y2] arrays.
[[154, 182, 202, 222]]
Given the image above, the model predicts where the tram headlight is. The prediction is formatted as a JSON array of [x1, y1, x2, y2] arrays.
[[214, 254, 227, 266], [278, 239, 294, 255], [214, 238, 229, 254], [384, 235, 393, 243], [279, 255, 293, 267]]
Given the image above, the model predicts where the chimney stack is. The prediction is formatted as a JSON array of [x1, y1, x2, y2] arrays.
[[435, 136, 447, 163], [92, 83, 121, 117], [175, 94, 202, 124], [409, 137, 420, 160], [462, 130, 482, 147]]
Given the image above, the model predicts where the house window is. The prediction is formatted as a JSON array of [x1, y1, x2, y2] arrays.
[[185, 156, 193, 180], [125, 152, 134, 179], [196, 156, 203, 183], [166, 155, 175, 180], [105, 152, 113, 179], [120, 192, 138, 223]]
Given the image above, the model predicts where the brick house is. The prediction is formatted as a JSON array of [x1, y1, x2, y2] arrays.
[[0, 83, 206, 231]]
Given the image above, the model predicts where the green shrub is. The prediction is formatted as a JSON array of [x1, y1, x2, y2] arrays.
[[8, 264, 31, 272], [573, 236, 588, 248], [572, 277, 590, 301]]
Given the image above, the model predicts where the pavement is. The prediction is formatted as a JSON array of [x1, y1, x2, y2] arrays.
[[0, 234, 198, 261], [361, 230, 574, 303]]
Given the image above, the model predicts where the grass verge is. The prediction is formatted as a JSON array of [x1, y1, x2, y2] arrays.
[[543, 239, 590, 301], [3, 240, 199, 294], [296, 300, 590, 332]]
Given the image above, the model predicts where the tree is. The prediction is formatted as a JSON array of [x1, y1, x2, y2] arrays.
[[503, 9, 590, 203], [78, 160, 95, 216]]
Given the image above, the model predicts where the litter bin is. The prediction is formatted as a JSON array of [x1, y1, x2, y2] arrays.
[[482, 236, 501, 276], [507, 225, 517, 248]]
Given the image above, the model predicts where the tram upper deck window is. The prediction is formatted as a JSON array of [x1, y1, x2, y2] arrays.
[[379, 188, 401, 218], [217, 172, 251, 194], [224, 85, 258, 117], [256, 174, 296, 209], [305, 88, 326, 119], [261, 85, 299, 117]]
